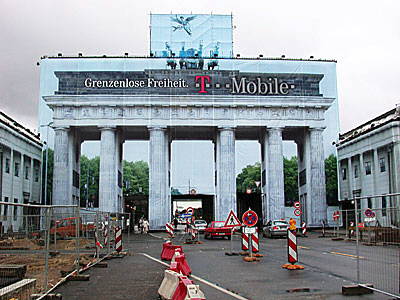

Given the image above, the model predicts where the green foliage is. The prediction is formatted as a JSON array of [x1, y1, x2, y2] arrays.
[[236, 162, 261, 193], [79, 155, 100, 206], [41, 148, 53, 204], [122, 160, 149, 195], [325, 154, 338, 205], [284, 156, 298, 206]]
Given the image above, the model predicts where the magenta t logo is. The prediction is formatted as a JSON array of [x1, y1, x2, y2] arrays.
[[195, 75, 211, 93]]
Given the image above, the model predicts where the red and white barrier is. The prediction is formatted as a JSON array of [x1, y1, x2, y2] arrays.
[[241, 232, 249, 251], [251, 231, 259, 253], [172, 276, 205, 300], [103, 224, 108, 246], [350, 222, 354, 237], [158, 270, 181, 299], [287, 229, 298, 264], [115, 226, 122, 252], [166, 223, 175, 237], [161, 243, 183, 261], [301, 222, 307, 237]]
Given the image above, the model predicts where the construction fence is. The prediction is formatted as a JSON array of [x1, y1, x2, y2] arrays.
[[0, 201, 130, 300], [325, 193, 400, 298]]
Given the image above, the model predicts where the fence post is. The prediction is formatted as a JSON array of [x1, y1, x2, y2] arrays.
[[354, 198, 360, 284], [107, 212, 111, 255], [75, 206, 80, 273], [44, 207, 51, 290]]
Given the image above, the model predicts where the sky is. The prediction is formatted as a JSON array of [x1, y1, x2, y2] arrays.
[[1, 0, 400, 193]]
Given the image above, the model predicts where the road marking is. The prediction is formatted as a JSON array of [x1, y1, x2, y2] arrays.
[[298, 246, 310, 249], [329, 251, 364, 259], [139, 252, 249, 300]]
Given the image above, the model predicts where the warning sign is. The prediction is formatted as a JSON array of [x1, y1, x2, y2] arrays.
[[224, 210, 242, 228]]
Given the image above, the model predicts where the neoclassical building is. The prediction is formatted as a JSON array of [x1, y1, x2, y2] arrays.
[[337, 104, 400, 226], [39, 56, 339, 229], [0, 111, 42, 231]]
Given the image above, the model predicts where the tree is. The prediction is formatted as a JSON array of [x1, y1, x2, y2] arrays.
[[41, 148, 53, 205], [171, 188, 182, 195], [284, 156, 298, 206], [79, 155, 100, 207], [325, 154, 338, 205], [236, 162, 261, 193], [122, 160, 149, 196]]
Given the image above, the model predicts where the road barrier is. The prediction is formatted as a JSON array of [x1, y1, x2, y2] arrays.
[[301, 222, 307, 237], [282, 229, 304, 270], [241, 232, 249, 251], [166, 223, 174, 237], [350, 193, 400, 298], [251, 230, 259, 253], [115, 226, 122, 253], [161, 242, 183, 261], [0, 201, 130, 297], [158, 270, 181, 299]]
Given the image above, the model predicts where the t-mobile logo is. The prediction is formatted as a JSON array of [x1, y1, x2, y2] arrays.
[[195, 75, 211, 93]]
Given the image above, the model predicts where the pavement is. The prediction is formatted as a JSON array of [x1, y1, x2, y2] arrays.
[[54, 231, 397, 300]]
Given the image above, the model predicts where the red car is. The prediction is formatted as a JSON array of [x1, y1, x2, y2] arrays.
[[204, 221, 232, 240]]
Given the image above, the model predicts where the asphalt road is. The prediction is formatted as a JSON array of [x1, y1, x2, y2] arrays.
[[55, 232, 398, 300]]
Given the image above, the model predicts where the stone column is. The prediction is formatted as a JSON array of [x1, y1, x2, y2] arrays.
[[99, 126, 117, 212], [261, 132, 269, 222], [309, 127, 327, 225], [148, 126, 170, 229], [373, 148, 379, 207], [348, 157, 354, 198], [266, 127, 285, 221], [216, 127, 236, 221], [52, 126, 71, 206], [29, 158, 34, 202]]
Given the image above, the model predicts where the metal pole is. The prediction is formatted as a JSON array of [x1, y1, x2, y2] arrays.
[[95, 212, 99, 260], [249, 232, 253, 258], [230, 228, 234, 254], [44, 207, 51, 290], [107, 212, 111, 255], [75, 206, 80, 273], [86, 168, 89, 209], [355, 198, 360, 284], [127, 213, 130, 240]]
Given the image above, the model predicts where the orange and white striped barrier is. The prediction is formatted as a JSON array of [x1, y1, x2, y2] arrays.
[[103, 224, 108, 246], [241, 232, 249, 251]]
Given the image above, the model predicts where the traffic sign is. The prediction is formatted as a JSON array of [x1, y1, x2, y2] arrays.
[[244, 227, 256, 234], [224, 210, 241, 227], [294, 208, 302, 216], [186, 207, 194, 215], [364, 209, 376, 218], [294, 201, 301, 209], [242, 209, 258, 227], [333, 210, 340, 221]]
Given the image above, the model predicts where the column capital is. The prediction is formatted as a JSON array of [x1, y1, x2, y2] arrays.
[[98, 125, 117, 131], [217, 126, 236, 132], [266, 126, 284, 132], [309, 126, 326, 132], [53, 125, 69, 131], [147, 125, 167, 132]]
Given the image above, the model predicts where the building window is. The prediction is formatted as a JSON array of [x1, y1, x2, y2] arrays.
[[354, 165, 359, 178], [379, 157, 386, 172], [14, 162, 19, 177], [34, 167, 39, 182], [341, 167, 347, 180], [364, 161, 371, 175], [299, 169, 306, 186], [382, 196, 387, 216], [5, 158, 10, 173], [3, 197, 8, 217], [13, 199, 18, 221], [367, 197, 372, 209], [25, 166, 29, 179]]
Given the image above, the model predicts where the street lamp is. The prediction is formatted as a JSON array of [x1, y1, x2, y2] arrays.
[[39, 122, 53, 205]]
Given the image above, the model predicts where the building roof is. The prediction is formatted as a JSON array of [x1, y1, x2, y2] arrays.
[[40, 54, 337, 63], [337, 104, 400, 146], [0, 111, 42, 147]]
